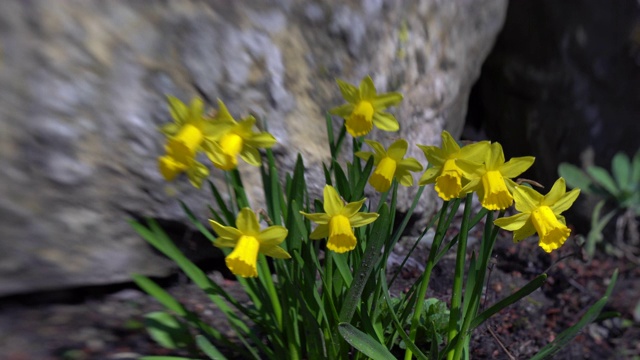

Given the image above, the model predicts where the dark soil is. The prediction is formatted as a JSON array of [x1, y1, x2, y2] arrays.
[[1, 232, 639, 360]]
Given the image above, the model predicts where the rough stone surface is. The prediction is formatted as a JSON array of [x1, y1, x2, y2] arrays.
[[472, 1, 640, 224], [0, 0, 507, 296]]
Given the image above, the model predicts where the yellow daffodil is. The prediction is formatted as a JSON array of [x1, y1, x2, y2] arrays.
[[417, 131, 490, 201], [494, 178, 580, 253], [458, 142, 535, 210], [300, 185, 379, 253], [209, 208, 290, 278], [203, 102, 277, 171], [355, 139, 423, 192], [329, 76, 403, 137], [158, 146, 209, 188]]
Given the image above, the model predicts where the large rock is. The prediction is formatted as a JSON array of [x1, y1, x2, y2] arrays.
[[0, 0, 507, 296]]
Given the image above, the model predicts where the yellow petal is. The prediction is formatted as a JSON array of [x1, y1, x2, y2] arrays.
[[258, 226, 288, 246], [226, 235, 260, 277], [209, 220, 242, 241], [167, 95, 188, 124], [261, 246, 291, 259], [240, 146, 261, 167], [236, 208, 260, 235], [542, 178, 566, 206], [329, 103, 355, 118], [440, 131, 461, 155], [363, 139, 386, 158], [458, 141, 491, 162], [387, 139, 408, 160], [513, 185, 542, 213], [336, 79, 359, 103], [355, 151, 374, 162], [300, 211, 331, 224], [359, 76, 377, 99], [186, 161, 209, 188], [417, 144, 446, 167], [397, 171, 414, 187], [434, 159, 463, 201], [372, 111, 399, 132], [550, 188, 580, 214], [323, 185, 344, 215], [494, 213, 530, 231], [215, 99, 237, 124], [398, 158, 423, 173], [158, 155, 187, 181], [419, 167, 440, 185], [349, 212, 379, 227], [513, 219, 536, 242], [245, 132, 277, 149], [486, 142, 505, 169], [310, 224, 329, 239], [341, 199, 366, 218], [371, 92, 403, 109], [327, 215, 357, 253], [500, 156, 535, 178], [167, 124, 204, 163]]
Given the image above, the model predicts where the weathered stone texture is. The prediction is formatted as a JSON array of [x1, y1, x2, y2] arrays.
[[0, 0, 506, 296]]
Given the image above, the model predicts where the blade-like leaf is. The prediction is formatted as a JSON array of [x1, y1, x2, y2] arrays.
[[612, 153, 631, 191], [145, 311, 192, 350], [196, 335, 228, 360], [530, 269, 618, 360], [587, 166, 619, 196], [338, 323, 396, 360]]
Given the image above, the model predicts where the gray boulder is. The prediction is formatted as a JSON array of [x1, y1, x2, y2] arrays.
[[0, 0, 507, 296]]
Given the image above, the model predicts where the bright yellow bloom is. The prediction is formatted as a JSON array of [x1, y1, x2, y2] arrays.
[[158, 97, 232, 185], [458, 142, 535, 210], [300, 185, 379, 253], [355, 139, 423, 192], [203, 101, 277, 171], [209, 208, 290, 278], [494, 178, 580, 253], [329, 76, 403, 137], [418, 131, 490, 201]]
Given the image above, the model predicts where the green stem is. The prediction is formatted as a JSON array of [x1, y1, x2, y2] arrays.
[[446, 194, 473, 360], [452, 211, 502, 360], [258, 255, 283, 332], [404, 201, 450, 360]]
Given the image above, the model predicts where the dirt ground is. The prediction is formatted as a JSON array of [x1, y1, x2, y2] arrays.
[[1, 228, 639, 360]]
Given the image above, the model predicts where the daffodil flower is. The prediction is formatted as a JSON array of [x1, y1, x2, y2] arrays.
[[458, 142, 535, 210], [418, 131, 490, 201], [158, 147, 209, 188], [209, 208, 290, 278], [203, 102, 277, 171], [329, 76, 403, 137], [494, 178, 580, 253], [355, 139, 423, 192], [300, 185, 379, 253]]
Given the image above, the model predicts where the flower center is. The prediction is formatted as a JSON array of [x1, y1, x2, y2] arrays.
[[216, 133, 244, 170], [345, 101, 374, 137], [328, 215, 357, 253], [369, 156, 397, 192], [530, 206, 571, 253], [480, 170, 513, 210], [225, 235, 260, 277], [167, 124, 204, 163], [435, 159, 463, 201]]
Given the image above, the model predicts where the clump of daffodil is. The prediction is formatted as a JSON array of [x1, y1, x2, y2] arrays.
[[329, 76, 403, 137], [158, 97, 225, 187], [203, 101, 277, 171], [458, 142, 535, 210], [300, 185, 378, 253], [355, 139, 423, 192], [494, 178, 580, 253], [417, 131, 491, 201], [209, 208, 290, 278]]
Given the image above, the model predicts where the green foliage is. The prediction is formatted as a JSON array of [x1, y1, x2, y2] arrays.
[[559, 149, 640, 257], [144, 311, 193, 350]]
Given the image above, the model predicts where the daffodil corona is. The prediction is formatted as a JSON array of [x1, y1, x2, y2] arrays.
[[300, 185, 378, 253], [494, 178, 580, 253], [330, 76, 403, 137], [458, 142, 535, 210], [418, 131, 490, 201], [209, 208, 290, 277], [356, 139, 423, 193]]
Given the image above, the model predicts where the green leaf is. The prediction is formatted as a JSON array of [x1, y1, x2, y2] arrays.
[[196, 335, 228, 360], [140, 357, 198, 360], [470, 274, 547, 330], [208, 180, 236, 225], [530, 269, 619, 360], [612, 152, 631, 191], [133, 275, 188, 317], [144, 311, 192, 350], [587, 166, 620, 197], [338, 323, 396, 360], [558, 163, 592, 191], [632, 150, 640, 185], [333, 160, 351, 201]]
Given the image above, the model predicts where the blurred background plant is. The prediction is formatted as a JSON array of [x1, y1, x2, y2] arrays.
[[558, 149, 640, 262]]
